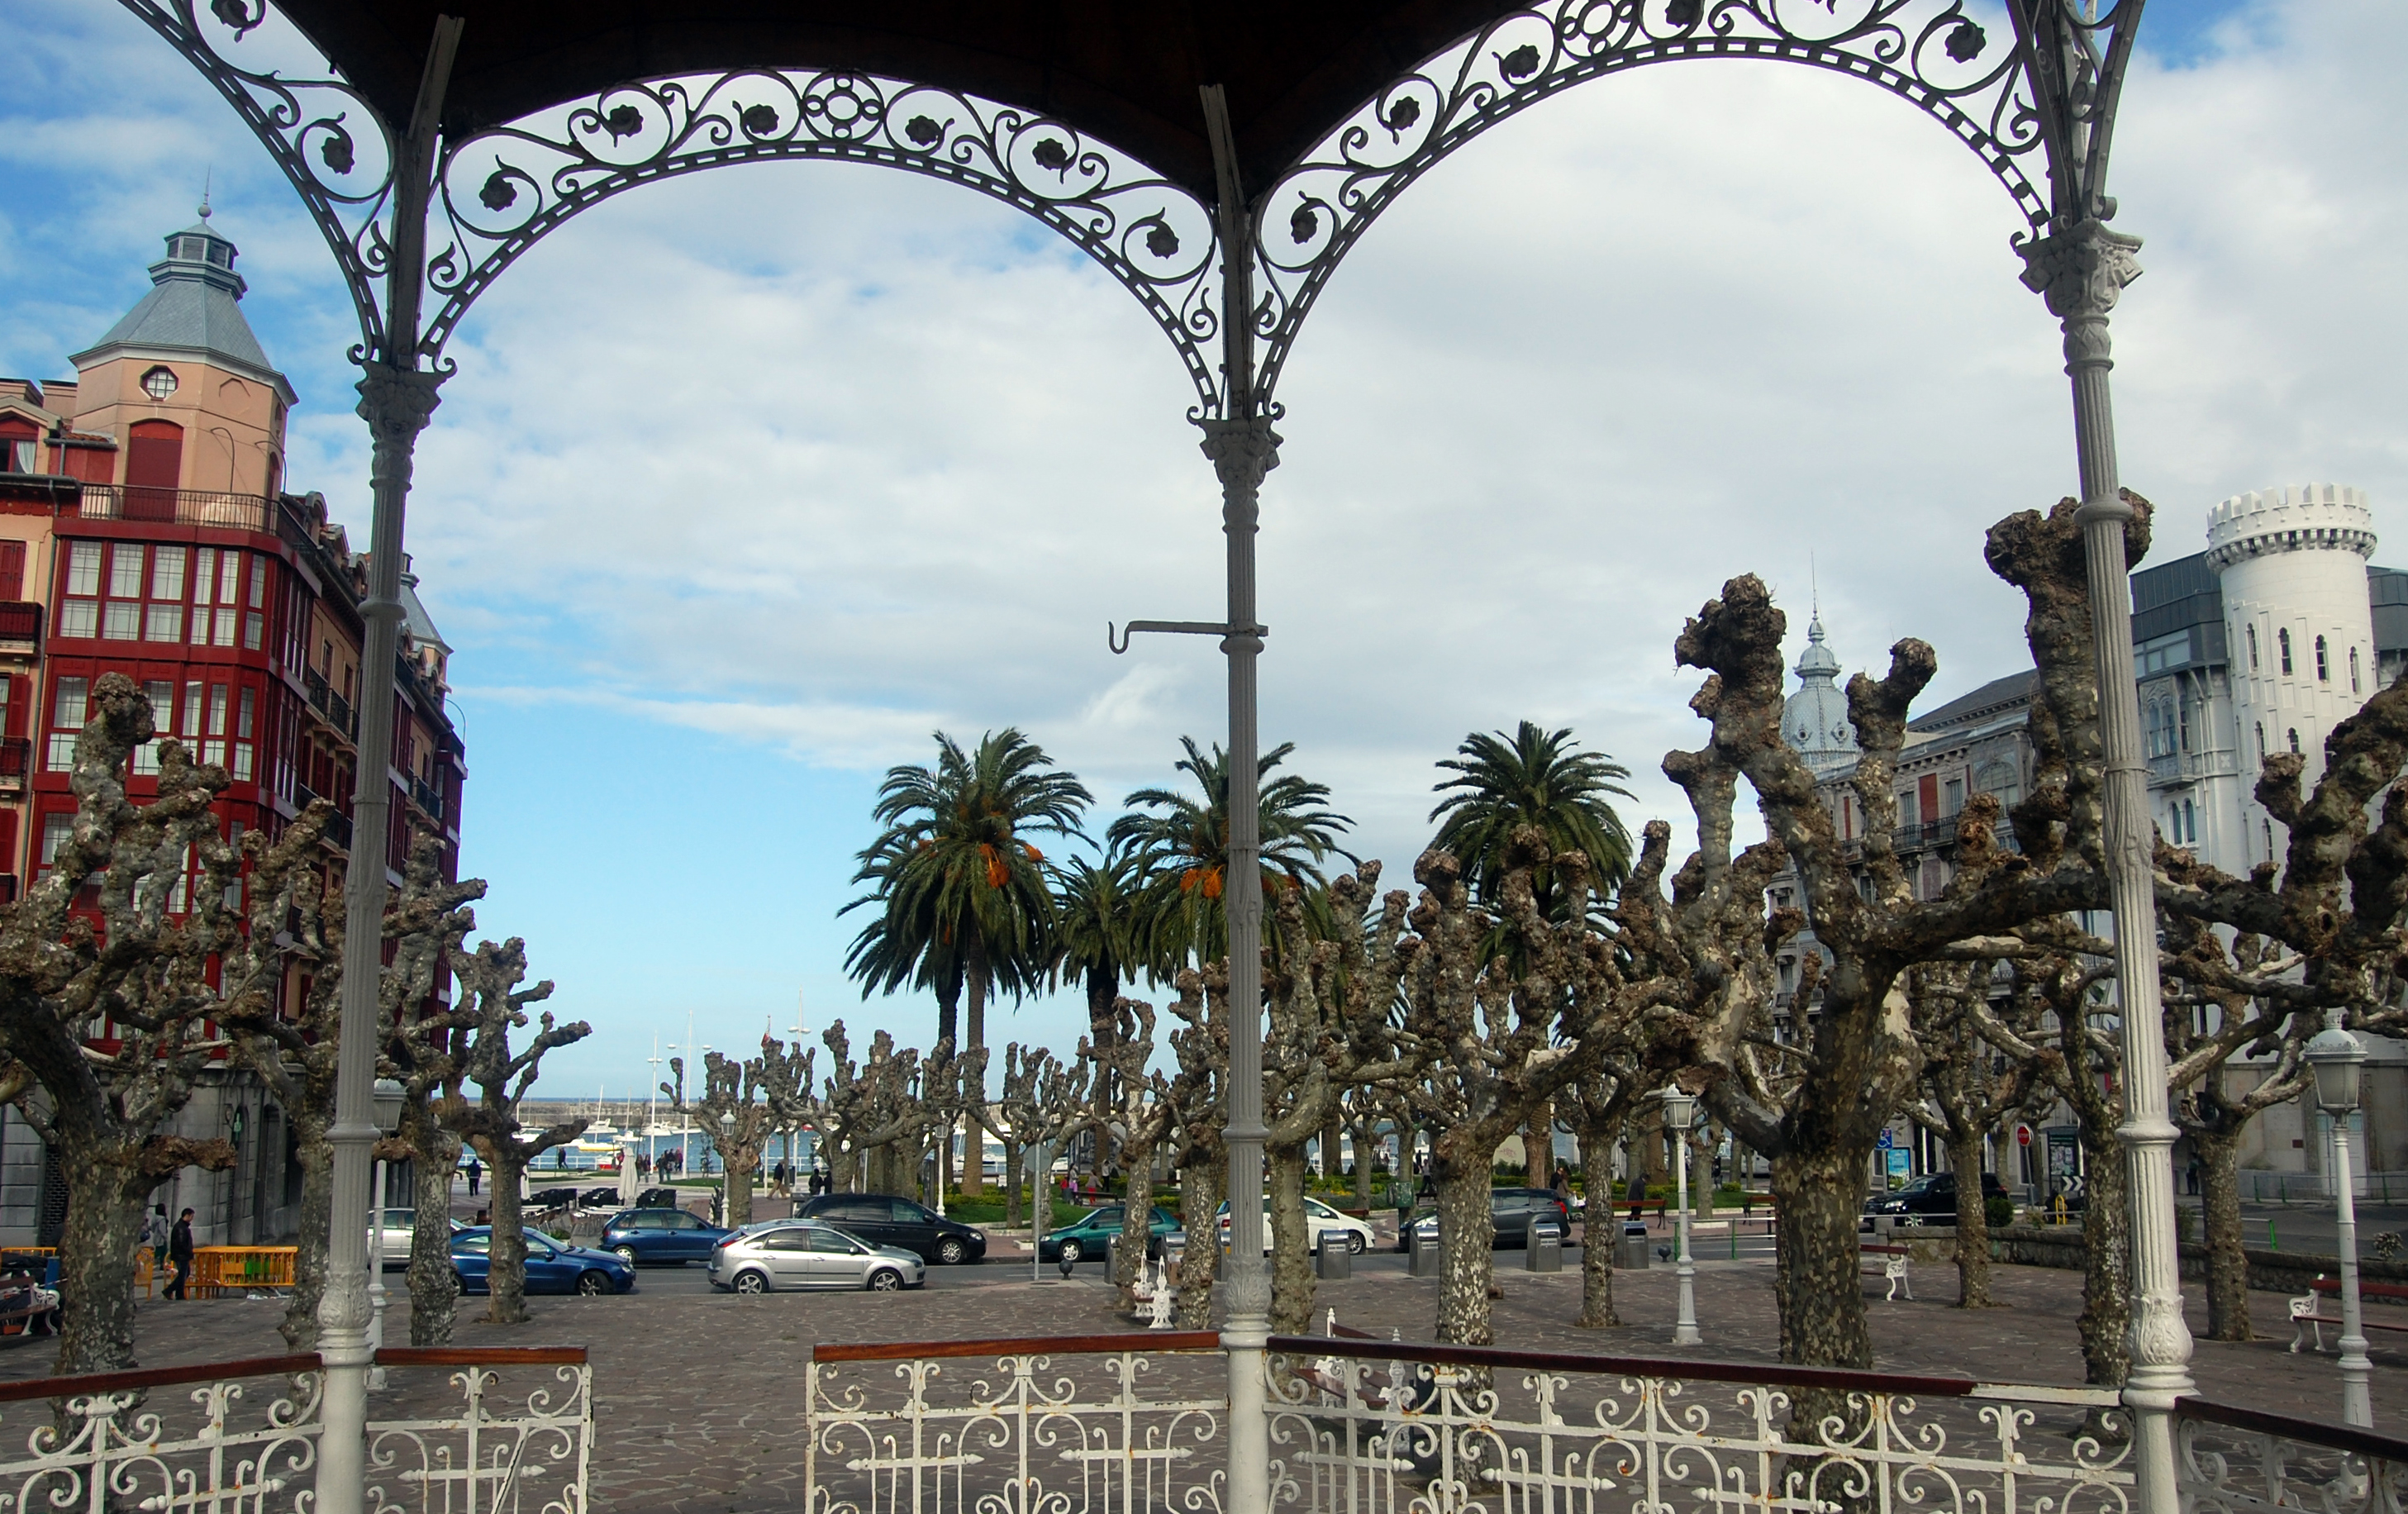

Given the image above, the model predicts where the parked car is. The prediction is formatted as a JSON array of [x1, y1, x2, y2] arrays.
[[1039, 1205, 1179, 1264], [1216, 1196, 1378, 1255], [448, 1227, 636, 1296], [369, 1207, 465, 1269], [1862, 1172, 2011, 1224], [793, 1193, 988, 1264], [706, 1221, 925, 1293], [600, 1207, 735, 1265], [1398, 1188, 1573, 1251]]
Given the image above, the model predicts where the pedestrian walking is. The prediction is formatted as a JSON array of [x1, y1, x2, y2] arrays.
[[465, 1156, 482, 1197], [165, 1208, 195, 1300]]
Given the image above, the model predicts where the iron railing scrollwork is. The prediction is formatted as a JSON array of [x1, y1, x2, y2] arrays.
[[2174, 1396, 2408, 1514], [805, 1332, 1228, 1514]]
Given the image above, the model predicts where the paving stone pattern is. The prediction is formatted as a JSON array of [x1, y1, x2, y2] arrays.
[[0, 1248, 2394, 1514]]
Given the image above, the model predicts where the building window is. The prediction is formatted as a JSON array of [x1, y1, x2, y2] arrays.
[[131, 679, 174, 776], [2278, 627, 2293, 674], [140, 366, 178, 402], [39, 813, 73, 874], [2288, 727, 2301, 755], [2351, 646, 2362, 693], [1943, 777, 1963, 817], [1974, 759, 2020, 813], [2182, 799, 2196, 845], [2315, 635, 2329, 682], [0, 540, 23, 601], [2145, 701, 2176, 759], [45, 678, 88, 771], [2177, 696, 2192, 751], [2264, 818, 2275, 861], [2247, 624, 2260, 670], [2255, 722, 2267, 764]]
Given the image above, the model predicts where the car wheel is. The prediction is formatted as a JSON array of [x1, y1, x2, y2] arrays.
[[613, 1245, 639, 1266], [1346, 1233, 1366, 1256], [576, 1271, 612, 1296], [867, 1269, 903, 1292], [733, 1270, 769, 1295], [1059, 1239, 1083, 1265], [936, 1237, 967, 1265], [451, 1271, 469, 1297]]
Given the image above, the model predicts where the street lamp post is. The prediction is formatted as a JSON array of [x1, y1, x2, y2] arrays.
[[1664, 1089, 1701, 1347], [2304, 1011, 2372, 1427], [365, 1078, 405, 1391]]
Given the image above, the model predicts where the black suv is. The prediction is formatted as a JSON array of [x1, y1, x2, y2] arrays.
[[1863, 1171, 2010, 1224], [795, 1193, 989, 1264]]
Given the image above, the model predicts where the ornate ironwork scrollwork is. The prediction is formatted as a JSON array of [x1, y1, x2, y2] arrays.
[[421, 72, 1222, 405], [115, 0, 400, 363], [1243, 0, 2058, 408]]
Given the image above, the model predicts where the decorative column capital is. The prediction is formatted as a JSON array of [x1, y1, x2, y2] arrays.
[[2016, 221, 2144, 322], [1196, 417, 1282, 503], [355, 362, 446, 449]]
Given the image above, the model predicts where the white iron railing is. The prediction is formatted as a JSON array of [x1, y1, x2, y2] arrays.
[[2175, 1397, 2408, 1514], [804, 1331, 1229, 1514], [0, 1345, 591, 1514], [1261, 1335, 2134, 1514]]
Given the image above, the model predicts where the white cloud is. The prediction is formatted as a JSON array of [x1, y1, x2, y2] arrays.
[[7, 0, 2404, 1088]]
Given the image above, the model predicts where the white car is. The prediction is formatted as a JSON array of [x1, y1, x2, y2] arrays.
[[369, 1207, 466, 1269], [1215, 1196, 1377, 1255]]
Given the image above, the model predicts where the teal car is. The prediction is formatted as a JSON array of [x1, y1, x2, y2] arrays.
[[1039, 1205, 1179, 1264]]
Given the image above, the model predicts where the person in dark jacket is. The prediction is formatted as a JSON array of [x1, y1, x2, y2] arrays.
[[165, 1208, 196, 1300]]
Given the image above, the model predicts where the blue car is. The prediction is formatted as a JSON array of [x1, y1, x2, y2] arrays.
[[599, 1207, 735, 1265], [449, 1227, 636, 1296]]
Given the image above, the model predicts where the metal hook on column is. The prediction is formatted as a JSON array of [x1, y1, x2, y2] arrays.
[[1107, 620, 1268, 655]]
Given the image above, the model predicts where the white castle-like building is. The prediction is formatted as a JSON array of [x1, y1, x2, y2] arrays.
[[1776, 483, 2406, 1188]]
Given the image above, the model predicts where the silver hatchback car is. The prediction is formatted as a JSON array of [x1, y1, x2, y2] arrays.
[[707, 1221, 926, 1293]]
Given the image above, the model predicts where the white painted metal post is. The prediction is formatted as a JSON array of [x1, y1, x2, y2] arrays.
[[1199, 81, 1274, 1514], [2330, 1114, 2372, 1426], [2019, 218, 2194, 1514], [367, 1157, 388, 1391], [1673, 1118, 1700, 1346]]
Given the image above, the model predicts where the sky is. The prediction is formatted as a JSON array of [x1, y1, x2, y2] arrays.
[[2, 0, 2402, 1102]]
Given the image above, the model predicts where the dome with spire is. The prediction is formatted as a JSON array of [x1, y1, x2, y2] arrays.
[[69, 206, 294, 402], [1782, 613, 1858, 774]]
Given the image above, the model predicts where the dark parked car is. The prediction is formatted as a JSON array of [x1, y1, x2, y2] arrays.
[[794, 1193, 988, 1264], [449, 1227, 636, 1295], [1863, 1171, 2011, 1224], [601, 1207, 735, 1265], [1398, 1188, 1572, 1251], [1040, 1205, 1180, 1264]]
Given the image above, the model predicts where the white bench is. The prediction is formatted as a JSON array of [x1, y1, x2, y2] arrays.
[[1863, 1245, 1911, 1302]]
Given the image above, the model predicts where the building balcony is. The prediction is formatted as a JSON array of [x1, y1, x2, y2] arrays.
[[0, 601, 40, 655], [408, 776, 446, 826], [2144, 749, 2236, 786], [76, 483, 274, 533], [0, 737, 28, 788], [301, 667, 359, 745]]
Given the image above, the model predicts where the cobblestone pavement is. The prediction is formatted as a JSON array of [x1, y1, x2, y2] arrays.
[[0, 1245, 2395, 1513]]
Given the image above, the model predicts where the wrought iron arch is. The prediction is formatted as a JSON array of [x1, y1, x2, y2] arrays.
[[119, 1, 1229, 407], [1239, 0, 2063, 410]]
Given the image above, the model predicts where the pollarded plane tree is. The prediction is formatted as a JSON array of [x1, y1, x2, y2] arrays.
[[1088, 997, 1178, 1310], [1395, 832, 1660, 1349], [441, 936, 590, 1326], [221, 817, 481, 1350], [1651, 496, 2144, 1373], [1159, 964, 1229, 1330], [1898, 950, 2052, 1309], [374, 835, 484, 1345], [990, 1035, 1097, 1252], [0, 674, 287, 1374], [1260, 863, 1420, 1335], [665, 1040, 788, 1228]]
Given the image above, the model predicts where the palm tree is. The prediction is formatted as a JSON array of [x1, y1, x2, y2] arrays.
[[841, 727, 1092, 1065], [1429, 720, 1636, 920], [1054, 851, 1147, 1054], [1109, 736, 1356, 972]]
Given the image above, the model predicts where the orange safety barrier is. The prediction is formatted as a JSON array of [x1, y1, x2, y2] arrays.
[[186, 1246, 297, 1297]]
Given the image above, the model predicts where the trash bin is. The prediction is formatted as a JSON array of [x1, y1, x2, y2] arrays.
[[1616, 1221, 1651, 1270], [1525, 1220, 1563, 1273], [1316, 1230, 1352, 1279], [1408, 1218, 1443, 1277]]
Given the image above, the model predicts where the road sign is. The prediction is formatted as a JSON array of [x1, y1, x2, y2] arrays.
[[1875, 1128, 1894, 1150], [2015, 1124, 2034, 1148]]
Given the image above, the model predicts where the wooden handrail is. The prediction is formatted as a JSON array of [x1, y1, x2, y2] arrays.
[[2177, 1395, 2408, 1464], [817, 1332, 1221, 1362], [0, 1354, 321, 1404], [1266, 1335, 1982, 1398]]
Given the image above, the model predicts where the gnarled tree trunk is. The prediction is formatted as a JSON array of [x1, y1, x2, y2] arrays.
[[278, 1111, 334, 1350], [2195, 1125, 2250, 1340], [1175, 1148, 1222, 1329], [1575, 1117, 1623, 1330], [1431, 1158, 1498, 1347], [478, 1140, 535, 1325], [1770, 1143, 1872, 1369], [407, 1109, 464, 1344], [1947, 1127, 1995, 1308]]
